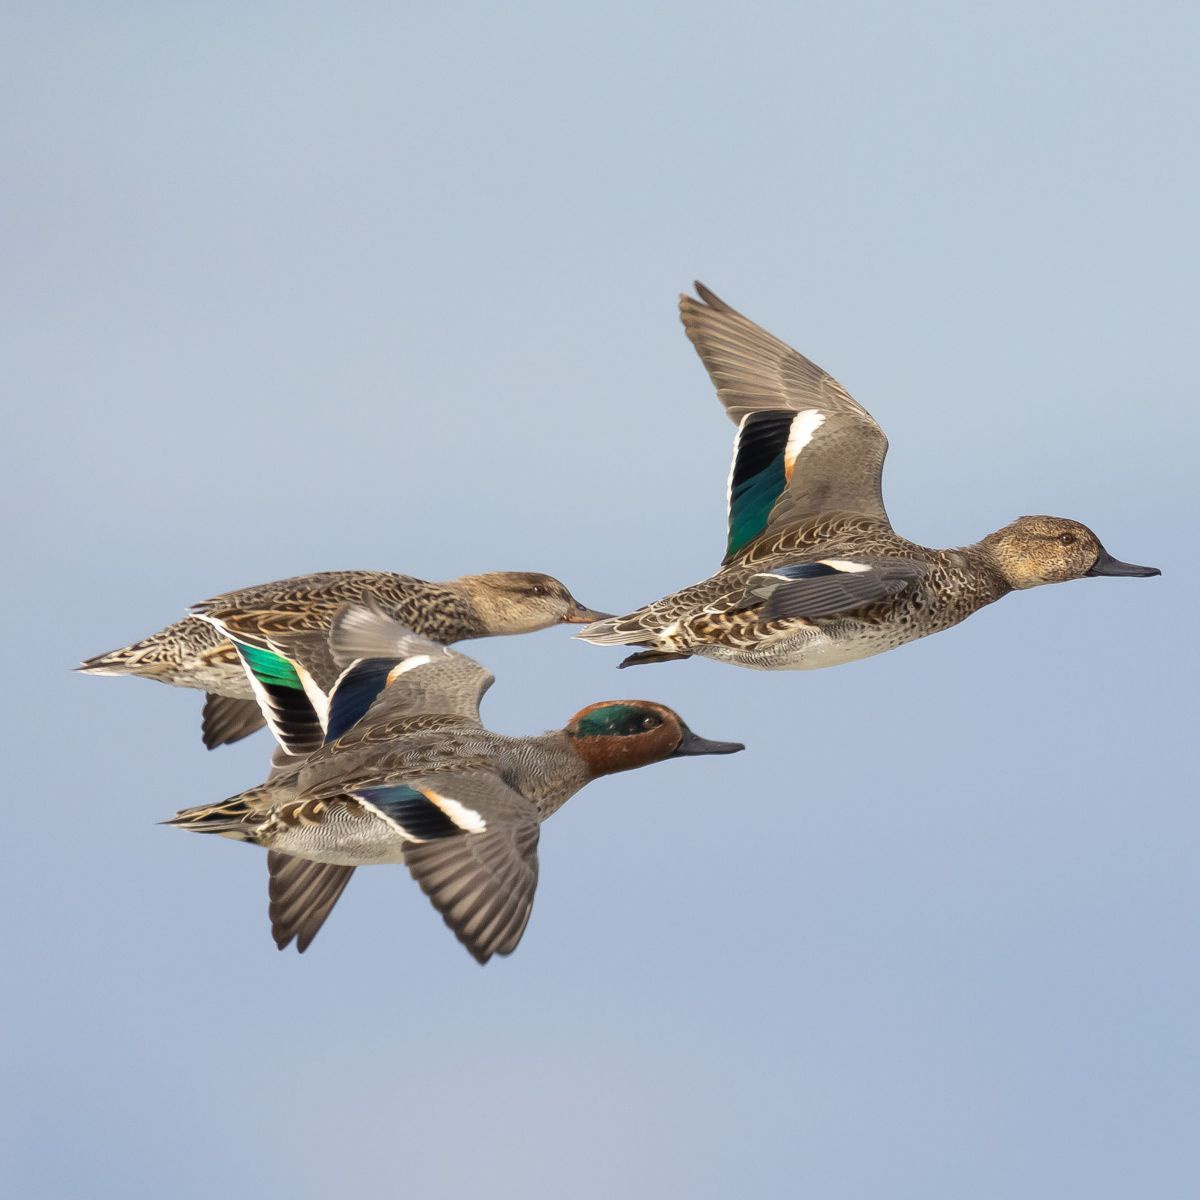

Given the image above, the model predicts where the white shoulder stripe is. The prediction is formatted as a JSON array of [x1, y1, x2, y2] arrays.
[[424, 789, 488, 833], [387, 654, 433, 681], [818, 558, 872, 573], [293, 660, 330, 729], [784, 410, 826, 479]]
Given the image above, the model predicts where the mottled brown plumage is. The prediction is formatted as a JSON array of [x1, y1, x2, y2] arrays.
[[168, 607, 742, 962], [80, 568, 608, 746], [578, 284, 1160, 670]]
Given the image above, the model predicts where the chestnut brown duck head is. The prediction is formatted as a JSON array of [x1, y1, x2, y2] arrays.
[[565, 700, 745, 777]]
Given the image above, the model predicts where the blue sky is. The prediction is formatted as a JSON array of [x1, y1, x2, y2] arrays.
[[4, 4, 1196, 1197]]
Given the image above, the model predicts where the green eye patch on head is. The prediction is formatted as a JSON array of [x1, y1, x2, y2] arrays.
[[574, 704, 664, 738]]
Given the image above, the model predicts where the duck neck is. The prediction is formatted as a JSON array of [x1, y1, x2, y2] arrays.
[[426, 580, 489, 641], [943, 541, 1013, 604], [506, 732, 592, 820]]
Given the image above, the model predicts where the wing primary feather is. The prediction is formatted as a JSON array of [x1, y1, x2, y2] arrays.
[[266, 852, 355, 953], [201, 694, 265, 749]]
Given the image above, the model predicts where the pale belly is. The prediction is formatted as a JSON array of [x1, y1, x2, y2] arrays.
[[694, 622, 911, 671], [261, 809, 411, 866]]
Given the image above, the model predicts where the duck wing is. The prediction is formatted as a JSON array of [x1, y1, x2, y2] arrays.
[[290, 769, 540, 963], [321, 600, 495, 742], [191, 570, 406, 693], [739, 558, 927, 620], [264, 765, 539, 961], [193, 605, 343, 693], [190, 596, 494, 760], [391, 773, 541, 964], [266, 851, 356, 953], [189, 611, 330, 758], [680, 283, 891, 561]]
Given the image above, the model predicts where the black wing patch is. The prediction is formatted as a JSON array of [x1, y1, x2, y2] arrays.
[[229, 639, 325, 757], [743, 559, 927, 620], [355, 785, 463, 840], [324, 658, 396, 743], [726, 411, 795, 559]]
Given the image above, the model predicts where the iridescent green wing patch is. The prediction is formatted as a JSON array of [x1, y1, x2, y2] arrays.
[[229, 638, 324, 756], [725, 411, 795, 560], [239, 642, 303, 690]]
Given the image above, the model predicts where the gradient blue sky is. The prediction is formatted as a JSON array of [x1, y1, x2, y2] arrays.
[[5, 4, 1197, 1198]]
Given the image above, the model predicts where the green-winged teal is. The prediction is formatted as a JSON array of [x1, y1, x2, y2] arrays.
[[578, 284, 1160, 670], [79, 569, 609, 748], [168, 602, 742, 962]]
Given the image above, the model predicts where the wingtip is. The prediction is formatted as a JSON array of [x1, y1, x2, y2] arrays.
[[680, 281, 736, 330], [692, 280, 731, 311]]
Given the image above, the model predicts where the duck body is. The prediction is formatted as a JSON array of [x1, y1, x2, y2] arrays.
[[80, 569, 607, 747], [578, 283, 1158, 671], [169, 604, 742, 961], [585, 518, 1011, 671], [198, 723, 590, 867]]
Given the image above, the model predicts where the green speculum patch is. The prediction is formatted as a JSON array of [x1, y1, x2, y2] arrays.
[[239, 642, 303, 690], [727, 456, 786, 557]]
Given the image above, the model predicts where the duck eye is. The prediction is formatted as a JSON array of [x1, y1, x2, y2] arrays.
[[531, 586, 545, 596], [639, 715, 656, 730], [1058, 533, 1077, 546]]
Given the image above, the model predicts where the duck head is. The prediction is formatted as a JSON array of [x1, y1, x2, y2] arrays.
[[565, 700, 744, 777], [983, 516, 1160, 589], [457, 572, 611, 635]]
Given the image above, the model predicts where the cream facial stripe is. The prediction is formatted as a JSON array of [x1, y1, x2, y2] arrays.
[[784, 410, 826, 480]]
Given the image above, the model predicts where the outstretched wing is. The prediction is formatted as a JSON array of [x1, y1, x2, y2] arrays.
[[266, 851, 355, 953], [388, 773, 541, 965], [307, 770, 540, 964], [680, 283, 891, 561]]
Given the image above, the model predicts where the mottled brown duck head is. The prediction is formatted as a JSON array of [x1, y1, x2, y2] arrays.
[[565, 700, 744, 777], [456, 572, 611, 635], [983, 516, 1160, 589]]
